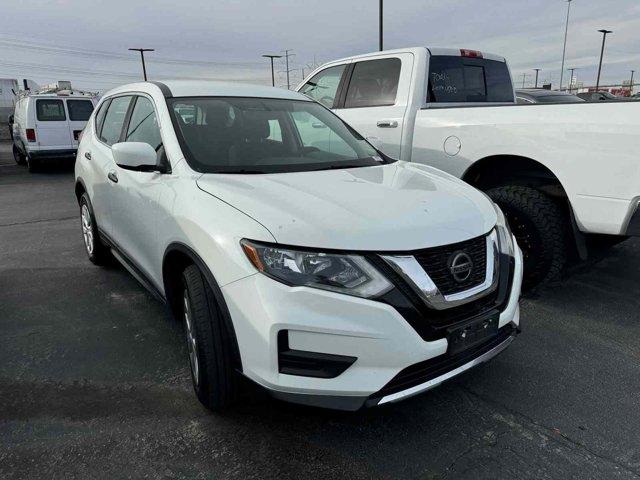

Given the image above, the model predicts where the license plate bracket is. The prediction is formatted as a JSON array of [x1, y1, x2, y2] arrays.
[[447, 314, 499, 355]]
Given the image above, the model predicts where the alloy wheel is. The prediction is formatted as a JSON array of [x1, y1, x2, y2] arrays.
[[81, 204, 94, 255]]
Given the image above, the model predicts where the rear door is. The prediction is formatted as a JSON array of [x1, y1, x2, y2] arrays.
[[34, 98, 73, 149], [333, 54, 413, 159], [66, 98, 95, 147]]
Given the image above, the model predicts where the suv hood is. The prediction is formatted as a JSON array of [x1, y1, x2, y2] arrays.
[[196, 162, 496, 251]]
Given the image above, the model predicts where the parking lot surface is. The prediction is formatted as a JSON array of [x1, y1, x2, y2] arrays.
[[1, 141, 639, 480]]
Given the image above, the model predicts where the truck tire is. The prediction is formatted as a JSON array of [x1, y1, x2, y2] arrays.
[[181, 264, 240, 411], [79, 193, 111, 265], [12, 145, 26, 165], [487, 186, 566, 290]]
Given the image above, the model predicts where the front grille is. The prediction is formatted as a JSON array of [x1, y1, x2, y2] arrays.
[[369, 324, 516, 402], [414, 234, 487, 295]]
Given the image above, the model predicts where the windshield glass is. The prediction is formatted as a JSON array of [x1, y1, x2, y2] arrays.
[[168, 97, 387, 174]]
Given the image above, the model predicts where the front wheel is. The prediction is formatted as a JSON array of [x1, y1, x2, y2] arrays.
[[487, 185, 567, 290], [181, 264, 240, 411]]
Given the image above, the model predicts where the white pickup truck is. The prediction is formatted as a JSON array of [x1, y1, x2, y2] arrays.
[[297, 47, 640, 288]]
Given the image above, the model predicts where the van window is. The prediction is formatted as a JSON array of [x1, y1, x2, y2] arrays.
[[36, 99, 66, 121], [67, 100, 94, 121], [299, 64, 346, 108], [100, 96, 133, 146], [344, 58, 401, 108], [428, 55, 513, 103], [125, 97, 162, 150]]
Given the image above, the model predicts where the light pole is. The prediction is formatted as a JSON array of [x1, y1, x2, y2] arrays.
[[567, 67, 577, 93], [533, 68, 541, 88], [379, 0, 383, 51], [128, 48, 154, 81], [630, 70, 635, 96], [262, 54, 282, 87], [595, 29, 613, 91], [559, 0, 572, 92]]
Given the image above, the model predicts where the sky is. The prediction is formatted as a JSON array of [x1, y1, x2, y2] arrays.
[[1, 0, 639, 92]]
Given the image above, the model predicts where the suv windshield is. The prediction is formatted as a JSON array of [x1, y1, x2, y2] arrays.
[[168, 97, 388, 174]]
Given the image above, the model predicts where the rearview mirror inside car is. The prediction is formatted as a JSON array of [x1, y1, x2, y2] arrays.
[[112, 142, 163, 172]]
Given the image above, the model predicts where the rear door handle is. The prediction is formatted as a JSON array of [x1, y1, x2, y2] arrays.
[[376, 120, 398, 128], [107, 171, 118, 183]]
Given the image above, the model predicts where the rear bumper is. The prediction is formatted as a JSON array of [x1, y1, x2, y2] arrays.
[[28, 148, 77, 159]]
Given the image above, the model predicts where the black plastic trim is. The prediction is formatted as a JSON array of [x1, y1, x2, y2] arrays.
[[269, 389, 367, 411], [28, 148, 77, 159], [149, 81, 173, 98], [625, 203, 640, 236]]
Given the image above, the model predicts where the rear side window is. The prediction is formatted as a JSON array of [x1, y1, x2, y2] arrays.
[[100, 96, 132, 146], [94, 99, 110, 135], [344, 58, 401, 108], [67, 100, 94, 121], [36, 99, 66, 121], [125, 97, 162, 150], [299, 64, 346, 108], [428, 56, 513, 103]]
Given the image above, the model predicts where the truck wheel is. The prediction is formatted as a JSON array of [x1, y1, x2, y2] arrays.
[[181, 264, 240, 411], [12, 145, 26, 165], [487, 186, 566, 290], [79, 193, 111, 265], [26, 155, 39, 173]]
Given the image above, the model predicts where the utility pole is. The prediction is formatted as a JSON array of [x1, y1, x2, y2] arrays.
[[128, 48, 154, 81], [379, 0, 384, 51], [595, 29, 613, 91], [567, 67, 577, 92], [262, 54, 282, 87], [520, 73, 530, 88], [630, 70, 635, 96], [533, 68, 541, 88], [559, 0, 572, 92], [281, 49, 295, 90]]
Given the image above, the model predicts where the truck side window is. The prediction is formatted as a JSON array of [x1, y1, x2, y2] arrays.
[[299, 65, 346, 108], [100, 96, 133, 146], [344, 58, 401, 108], [125, 97, 162, 151], [36, 99, 66, 121]]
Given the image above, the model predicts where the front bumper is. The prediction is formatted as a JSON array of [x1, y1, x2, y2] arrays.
[[222, 241, 523, 410]]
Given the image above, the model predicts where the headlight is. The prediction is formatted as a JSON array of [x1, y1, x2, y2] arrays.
[[241, 240, 393, 298], [494, 203, 514, 256]]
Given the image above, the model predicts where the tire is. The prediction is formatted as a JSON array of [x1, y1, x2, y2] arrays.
[[26, 154, 39, 173], [487, 185, 567, 290], [12, 144, 26, 165], [79, 193, 111, 265], [181, 264, 240, 411]]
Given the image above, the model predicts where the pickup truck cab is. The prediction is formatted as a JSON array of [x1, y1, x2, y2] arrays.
[[12, 90, 97, 172], [298, 47, 640, 288]]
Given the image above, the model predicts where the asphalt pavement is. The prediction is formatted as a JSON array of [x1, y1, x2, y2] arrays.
[[1, 141, 639, 480]]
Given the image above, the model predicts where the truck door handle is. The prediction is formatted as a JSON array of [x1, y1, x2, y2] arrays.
[[84, 151, 92, 160], [107, 171, 118, 183], [376, 120, 398, 128]]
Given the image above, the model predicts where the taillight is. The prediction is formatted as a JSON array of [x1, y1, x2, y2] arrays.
[[460, 49, 483, 58], [26, 128, 36, 142]]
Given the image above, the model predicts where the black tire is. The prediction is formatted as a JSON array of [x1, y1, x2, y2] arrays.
[[79, 193, 111, 265], [26, 154, 39, 173], [487, 185, 567, 290], [181, 264, 240, 411], [12, 144, 26, 165]]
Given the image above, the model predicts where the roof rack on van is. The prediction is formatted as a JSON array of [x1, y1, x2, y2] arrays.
[[15, 81, 98, 100]]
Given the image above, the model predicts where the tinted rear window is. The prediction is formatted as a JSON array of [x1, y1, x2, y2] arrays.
[[36, 99, 66, 121], [428, 55, 513, 103], [67, 100, 94, 121]]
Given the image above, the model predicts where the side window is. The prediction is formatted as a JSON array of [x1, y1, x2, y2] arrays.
[[344, 58, 401, 108], [67, 100, 94, 121], [36, 99, 66, 121], [94, 99, 110, 136], [124, 96, 162, 150], [299, 64, 346, 108], [100, 96, 132, 146]]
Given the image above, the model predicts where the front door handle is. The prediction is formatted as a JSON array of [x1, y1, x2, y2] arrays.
[[107, 171, 118, 183], [84, 151, 92, 160], [377, 120, 398, 128]]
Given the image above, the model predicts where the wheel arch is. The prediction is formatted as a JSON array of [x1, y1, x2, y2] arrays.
[[75, 178, 88, 204], [162, 242, 243, 371]]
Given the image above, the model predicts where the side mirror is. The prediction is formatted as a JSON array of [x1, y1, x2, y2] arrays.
[[112, 142, 162, 172]]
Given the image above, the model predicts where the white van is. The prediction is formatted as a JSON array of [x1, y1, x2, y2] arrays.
[[12, 91, 98, 172]]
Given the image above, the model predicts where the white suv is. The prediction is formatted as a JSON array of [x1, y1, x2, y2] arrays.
[[75, 81, 523, 411]]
